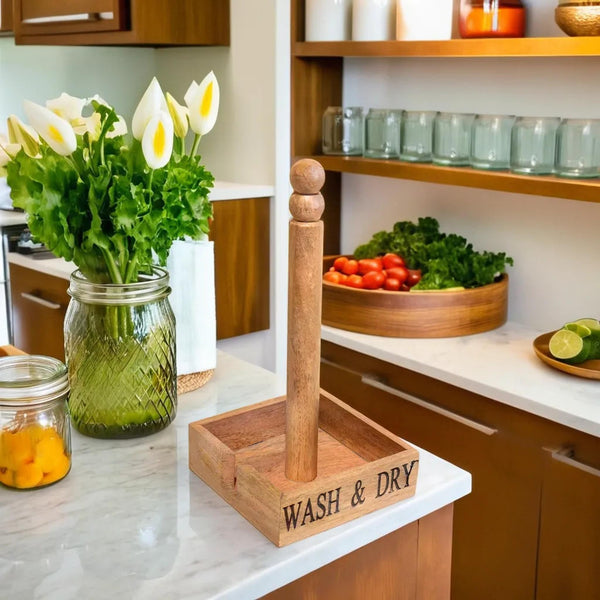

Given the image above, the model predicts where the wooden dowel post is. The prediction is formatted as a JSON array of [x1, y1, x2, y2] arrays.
[[285, 159, 326, 482]]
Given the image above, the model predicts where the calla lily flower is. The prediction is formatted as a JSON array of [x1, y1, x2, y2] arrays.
[[132, 77, 168, 141], [46, 92, 86, 123], [23, 100, 77, 156], [7, 115, 40, 157], [0, 133, 20, 167], [141, 110, 174, 169], [166, 92, 189, 139], [187, 71, 219, 136]]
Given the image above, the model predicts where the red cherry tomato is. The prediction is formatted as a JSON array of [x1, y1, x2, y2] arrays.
[[400, 283, 411, 292], [323, 271, 344, 284], [333, 256, 349, 272], [344, 274, 364, 289], [357, 258, 383, 275], [382, 253, 405, 269], [341, 259, 359, 275], [406, 269, 422, 287], [384, 277, 401, 291], [385, 266, 408, 285], [362, 270, 386, 289]]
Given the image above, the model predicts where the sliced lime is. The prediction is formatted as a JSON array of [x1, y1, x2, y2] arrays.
[[548, 329, 592, 364], [563, 322, 592, 338], [572, 318, 600, 338]]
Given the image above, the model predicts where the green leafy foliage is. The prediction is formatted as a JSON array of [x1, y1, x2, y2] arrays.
[[354, 216, 513, 289], [6, 102, 213, 284]]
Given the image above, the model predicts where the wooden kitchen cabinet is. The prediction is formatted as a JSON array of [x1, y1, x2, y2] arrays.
[[320, 340, 600, 600], [9, 262, 69, 361], [9, 196, 270, 357], [209, 196, 270, 340], [12, 0, 229, 46], [0, 0, 13, 32]]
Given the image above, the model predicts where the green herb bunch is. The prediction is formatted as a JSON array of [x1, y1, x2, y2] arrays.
[[354, 216, 514, 289], [1, 73, 219, 284]]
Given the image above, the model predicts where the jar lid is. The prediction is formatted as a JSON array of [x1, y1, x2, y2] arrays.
[[0, 355, 69, 406]]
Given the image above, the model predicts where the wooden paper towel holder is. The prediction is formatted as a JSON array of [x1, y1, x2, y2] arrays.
[[188, 159, 419, 547]]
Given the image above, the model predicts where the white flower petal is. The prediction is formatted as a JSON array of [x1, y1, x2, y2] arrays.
[[107, 115, 128, 138], [23, 100, 77, 156], [141, 111, 173, 169], [184, 81, 199, 107], [46, 92, 86, 122], [188, 71, 219, 136], [132, 77, 168, 141], [7, 115, 40, 157]]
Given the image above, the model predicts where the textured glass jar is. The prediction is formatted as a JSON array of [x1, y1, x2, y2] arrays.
[[0, 355, 71, 489], [64, 267, 177, 439], [322, 106, 364, 156]]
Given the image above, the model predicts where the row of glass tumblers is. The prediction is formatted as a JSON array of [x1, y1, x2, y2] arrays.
[[321, 106, 600, 178]]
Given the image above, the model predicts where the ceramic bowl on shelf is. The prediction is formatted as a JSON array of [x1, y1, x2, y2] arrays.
[[555, 2, 600, 36]]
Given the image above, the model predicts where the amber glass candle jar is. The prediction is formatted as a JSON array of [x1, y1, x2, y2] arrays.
[[459, 0, 526, 38]]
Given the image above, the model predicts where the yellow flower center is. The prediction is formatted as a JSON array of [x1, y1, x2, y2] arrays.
[[153, 121, 165, 156], [48, 125, 64, 144], [200, 82, 213, 118]]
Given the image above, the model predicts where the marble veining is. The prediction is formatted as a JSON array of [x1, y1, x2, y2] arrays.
[[0, 351, 470, 600], [322, 322, 600, 438]]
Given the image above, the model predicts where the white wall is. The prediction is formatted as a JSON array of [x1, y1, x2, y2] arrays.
[[0, 39, 155, 123], [340, 3, 600, 333]]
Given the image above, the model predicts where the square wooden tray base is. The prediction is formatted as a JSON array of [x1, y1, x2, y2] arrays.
[[189, 389, 419, 546]]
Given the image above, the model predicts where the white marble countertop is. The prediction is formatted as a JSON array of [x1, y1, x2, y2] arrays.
[[322, 323, 600, 438], [0, 351, 470, 600]]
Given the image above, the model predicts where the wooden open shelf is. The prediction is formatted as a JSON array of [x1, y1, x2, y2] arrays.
[[290, 1, 600, 253], [293, 37, 600, 58], [307, 155, 600, 203]]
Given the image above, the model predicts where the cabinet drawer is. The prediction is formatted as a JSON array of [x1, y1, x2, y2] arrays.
[[9, 263, 69, 361], [15, 0, 127, 36]]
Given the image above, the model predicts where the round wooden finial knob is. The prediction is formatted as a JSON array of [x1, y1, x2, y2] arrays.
[[290, 158, 325, 195]]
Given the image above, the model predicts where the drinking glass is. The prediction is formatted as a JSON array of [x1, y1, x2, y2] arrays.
[[399, 110, 436, 162], [510, 116, 560, 175], [555, 118, 600, 178], [322, 106, 364, 156], [364, 108, 401, 159], [470, 114, 515, 170], [433, 112, 475, 166]]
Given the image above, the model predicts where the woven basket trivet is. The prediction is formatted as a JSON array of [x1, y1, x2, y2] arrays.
[[177, 369, 215, 395]]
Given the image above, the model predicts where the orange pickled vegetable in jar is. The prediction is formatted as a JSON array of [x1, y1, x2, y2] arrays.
[[0, 355, 71, 490], [459, 0, 526, 38]]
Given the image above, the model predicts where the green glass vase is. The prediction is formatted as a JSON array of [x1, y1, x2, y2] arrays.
[[63, 267, 177, 439]]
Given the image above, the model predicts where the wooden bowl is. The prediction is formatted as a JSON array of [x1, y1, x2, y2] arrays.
[[322, 258, 508, 338]]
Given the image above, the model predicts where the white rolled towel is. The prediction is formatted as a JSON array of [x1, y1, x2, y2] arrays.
[[166, 239, 216, 376]]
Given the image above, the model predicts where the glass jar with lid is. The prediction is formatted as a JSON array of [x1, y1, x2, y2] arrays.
[[459, 0, 526, 38], [0, 355, 71, 489]]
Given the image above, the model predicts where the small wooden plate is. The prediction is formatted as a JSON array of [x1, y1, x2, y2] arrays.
[[533, 331, 600, 380]]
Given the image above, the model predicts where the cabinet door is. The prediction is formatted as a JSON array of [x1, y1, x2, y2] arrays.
[[320, 346, 542, 600], [14, 0, 126, 36], [536, 447, 600, 600], [210, 197, 270, 340], [13, 0, 229, 45], [0, 0, 13, 31], [9, 263, 69, 361]]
